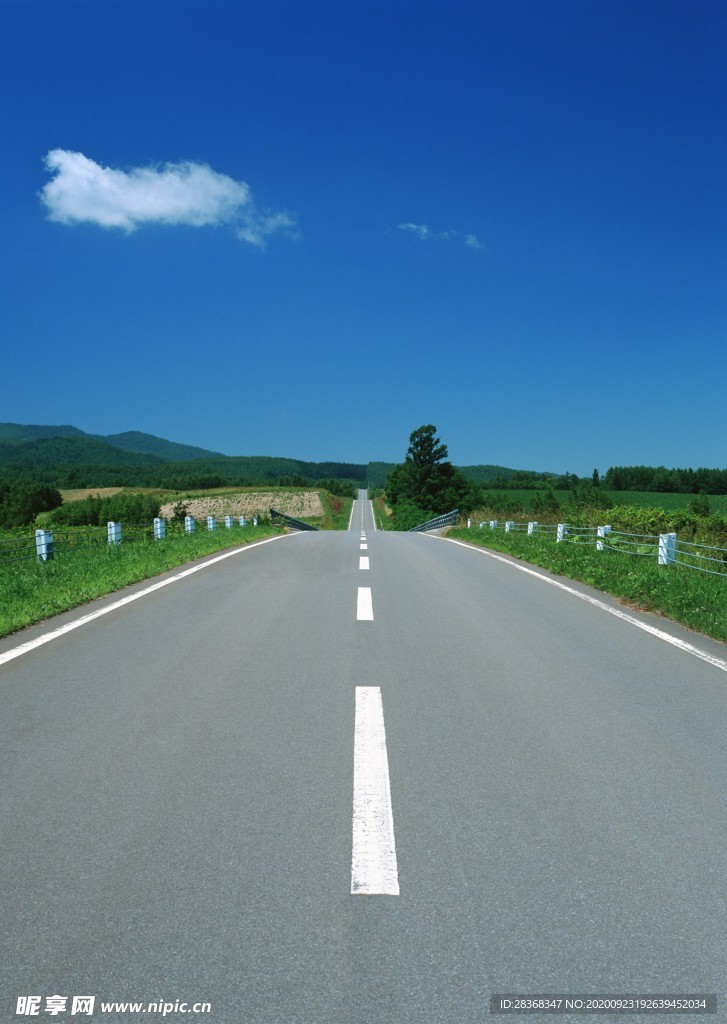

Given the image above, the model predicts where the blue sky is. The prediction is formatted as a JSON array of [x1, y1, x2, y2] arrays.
[[1, 0, 725, 474]]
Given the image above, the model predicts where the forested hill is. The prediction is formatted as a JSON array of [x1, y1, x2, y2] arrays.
[[0, 423, 368, 489], [0, 423, 88, 442], [102, 431, 223, 462], [0, 423, 222, 461]]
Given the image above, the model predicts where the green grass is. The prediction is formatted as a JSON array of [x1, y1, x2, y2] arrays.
[[610, 490, 716, 510], [296, 491, 354, 530], [446, 526, 727, 643], [0, 521, 283, 639], [371, 494, 394, 530], [478, 489, 727, 512]]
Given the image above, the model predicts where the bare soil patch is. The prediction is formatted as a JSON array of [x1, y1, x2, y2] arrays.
[[159, 490, 325, 519]]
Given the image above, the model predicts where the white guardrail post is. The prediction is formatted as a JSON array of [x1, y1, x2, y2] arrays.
[[658, 532, 677, 565], [490, 520, 497, 530], [35, 529, 54, 562], [225, 516, 233, 529], [153, 517, 166, 540], [597, 525, 611, 551], [528, 522, 537, 535], [505, 520, 514, 532], [239, 516, 247, 527], [108, 521, 121, 545], [254, 516, 258, 526], [557, 523, 568, 542], [207, 516, 216, 531], [185, 516, 195, 533]]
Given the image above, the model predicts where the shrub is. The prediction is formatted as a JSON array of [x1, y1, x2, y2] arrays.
[[50, 492, 162, 527], [392, 499, 435, 531], [0, 481, 63, 528], [170, 501, 189, 524]]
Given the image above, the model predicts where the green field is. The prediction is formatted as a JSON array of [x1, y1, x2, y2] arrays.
[[478, 489, 726, 512]]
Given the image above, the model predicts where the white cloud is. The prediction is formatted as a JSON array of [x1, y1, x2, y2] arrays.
[[398, 222, 434, 241], [398, 221, 484, 251], [40, 149, 296, 246]]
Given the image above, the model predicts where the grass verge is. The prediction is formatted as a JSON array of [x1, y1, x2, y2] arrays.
[[300, 492, 353, 530], [371, 494, 394, 530], [0, 522, 283, 639], [446, 526, 727, 643]]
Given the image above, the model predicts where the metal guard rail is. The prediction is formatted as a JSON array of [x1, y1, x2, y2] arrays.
[[269, 508, 318, 532], [408, 509, 458, 533]]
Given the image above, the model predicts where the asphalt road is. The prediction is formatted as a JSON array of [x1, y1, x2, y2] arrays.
[[1, 491, 725, 1023]]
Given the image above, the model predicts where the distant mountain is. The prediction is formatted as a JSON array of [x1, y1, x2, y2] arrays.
[[0, 422, 222, 462], [101, 431, 222, 462], [0, 435, 164, 470], [0, 423, 87, 442], [0, 422, 368, 488]]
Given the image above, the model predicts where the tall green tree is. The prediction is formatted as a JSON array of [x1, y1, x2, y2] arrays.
[[386, 424, 479, 519]]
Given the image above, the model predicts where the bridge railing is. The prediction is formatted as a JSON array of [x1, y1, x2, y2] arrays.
[[408, 510, 459, 533], [269, 508, 318, 532]]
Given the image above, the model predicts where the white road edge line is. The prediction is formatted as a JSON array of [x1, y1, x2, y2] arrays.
[[357, 587, 374, 620], [434, 535, 727, 674], [370, 500, 377, 531], [351, 686, 400, 895], [0, 533, 294, 669], [348, 499, 355, 532], [359, 556, 370, 570]]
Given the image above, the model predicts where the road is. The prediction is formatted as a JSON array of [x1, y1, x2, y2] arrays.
[[1, 490, 725, 1023]]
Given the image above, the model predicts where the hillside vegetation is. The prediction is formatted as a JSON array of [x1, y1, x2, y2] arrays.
[[0, 423, 367, 492]]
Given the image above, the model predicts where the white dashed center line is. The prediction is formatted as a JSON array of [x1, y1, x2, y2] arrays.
[[359, 556, 370, 570], [356, 587, 374, 620], [351, 686, 399, 895]]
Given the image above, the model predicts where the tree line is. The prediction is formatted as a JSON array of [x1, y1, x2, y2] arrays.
[[603, 465, 727, 494], [383, 425, 727, 530]]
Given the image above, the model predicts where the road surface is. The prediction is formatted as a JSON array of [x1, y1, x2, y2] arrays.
[[1, 491, 725, 1022]]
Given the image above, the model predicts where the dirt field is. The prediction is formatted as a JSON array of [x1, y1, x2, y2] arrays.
[[159, 490, 325, 519], [60, 487, 126, 502]]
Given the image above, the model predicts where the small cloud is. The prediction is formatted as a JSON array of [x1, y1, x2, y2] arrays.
[[398, 222, 433, 241], [397, 221, 484, 251], [40, 149, 296, 247]]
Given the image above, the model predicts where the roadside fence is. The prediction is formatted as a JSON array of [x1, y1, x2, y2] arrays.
[[409, 509, 459, 533], [0, 515, 262, 568], [470, 520, 727, 579]]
